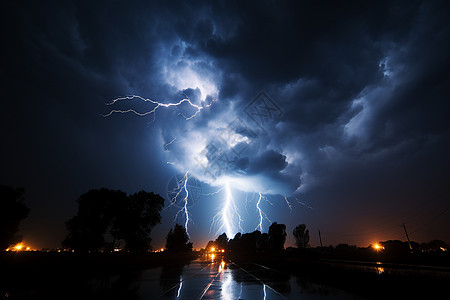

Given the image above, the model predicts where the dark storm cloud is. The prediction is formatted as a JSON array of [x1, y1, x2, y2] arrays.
[[2, 0, 449, 247], [247, 150, 287, 174], [194, 0, 450, 190]]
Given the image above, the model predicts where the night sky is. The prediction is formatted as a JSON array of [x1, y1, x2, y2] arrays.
[[2, 0, 449, 250]]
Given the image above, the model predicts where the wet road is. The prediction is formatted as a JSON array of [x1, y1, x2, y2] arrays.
[[134, 256, 357, 299]]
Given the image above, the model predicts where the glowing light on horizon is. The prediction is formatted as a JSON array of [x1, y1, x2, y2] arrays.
[[372, 243, 384, 251], [6, 242, 33, 252]]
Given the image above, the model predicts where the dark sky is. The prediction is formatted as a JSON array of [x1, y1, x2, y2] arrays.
[[1, 0, 449, 250]]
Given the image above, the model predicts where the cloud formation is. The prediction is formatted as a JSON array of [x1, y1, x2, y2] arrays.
[[2, 0, 449, 247]]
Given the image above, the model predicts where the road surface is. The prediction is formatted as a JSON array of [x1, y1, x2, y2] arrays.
[[132, 255, 356, 299]]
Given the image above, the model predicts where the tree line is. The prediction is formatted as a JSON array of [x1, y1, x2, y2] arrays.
[[3, 184, 446, 255], [62, 188, 165, 252], [0, 184, 310, 253], [205, 222, 311, 254], [0, 185, 192, 253]]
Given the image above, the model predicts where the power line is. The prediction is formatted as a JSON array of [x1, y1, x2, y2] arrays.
[[410, 206, 450, 235]]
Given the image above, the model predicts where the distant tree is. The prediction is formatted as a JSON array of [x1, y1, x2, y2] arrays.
[[112, 191, 164, 252], [268, 222, 287, 252], [165, 224, 192, 252], [215, 233, 228, 251], [62, 189, 123, 252], [241, 230, 262, 252], [293, 224, 310, 249], [422, 240, 449, 251], [335, 244, 358, 255], [259, 233, 270, 252], [63, 189, 164, 252], [380, 240, 412, 257], [0, 186, 30, 250], [228, 232, 242, 253]]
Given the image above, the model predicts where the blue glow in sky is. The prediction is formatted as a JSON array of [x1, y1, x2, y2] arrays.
[[1, 0, 449, 249]]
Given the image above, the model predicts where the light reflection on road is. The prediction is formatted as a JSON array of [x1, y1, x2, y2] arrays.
[[136, 256, 359, 299], [220, 264, 232, 300]]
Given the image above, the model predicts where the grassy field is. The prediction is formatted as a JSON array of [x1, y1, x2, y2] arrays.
[[0, 251, 197, 299]]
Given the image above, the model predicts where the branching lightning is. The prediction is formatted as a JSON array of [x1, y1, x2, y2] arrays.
[[284, 196, 293, 212], [169, 171, 191, 236], [105, 93, 301, 240], [104, 94, 217, 235], [208, 182, 243, 238], [222, 183, 233, 238], [295, 196, 313, 210], [164, 138, 176, 150], [201, 187, 225, 196], [255, 193, 272, 232], [104, 94, 215, 120]]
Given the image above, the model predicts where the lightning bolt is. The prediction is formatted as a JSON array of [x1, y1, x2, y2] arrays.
[[255, 193, 272, 232], [104, 94, 216, 120], [284, 196, 293, 212], [104, 94, 217, 236], [164, 137, 176, 150], [201, 187, 225, 196], [105, 94, 298, 239], [295, 196, 313, 210], [222, 183, 233, 238], [208, 182, 243, 239], [169, 171, 191, 236]]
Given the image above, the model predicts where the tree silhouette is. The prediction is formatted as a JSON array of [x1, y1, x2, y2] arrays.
[[165, 224, 192, 252], [215, 233, 228, 251], [63, 189, 124, 252], [112, 191, 164, 252], [240, 230, 262, 252], [421, 239, 449, 251], [268, 222, 287, 252], [0, 185, 30, 250], [228, 232, 242, 253], [293, 224, 310, 249], [259, 233, 270, 251], [63, 189, 164, 252]]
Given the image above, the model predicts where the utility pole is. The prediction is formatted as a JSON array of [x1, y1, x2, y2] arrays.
[[402, 223, 413, 251], [318, 230, 323, 248]]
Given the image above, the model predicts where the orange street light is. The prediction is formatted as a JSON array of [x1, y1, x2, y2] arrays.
[[372, 243, 384, 251]]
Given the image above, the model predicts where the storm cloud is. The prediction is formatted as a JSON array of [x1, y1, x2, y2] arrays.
[[1, 0, 449, 248]]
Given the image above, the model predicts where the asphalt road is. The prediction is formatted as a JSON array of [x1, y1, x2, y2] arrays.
[[134, 256, 357, 299]]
